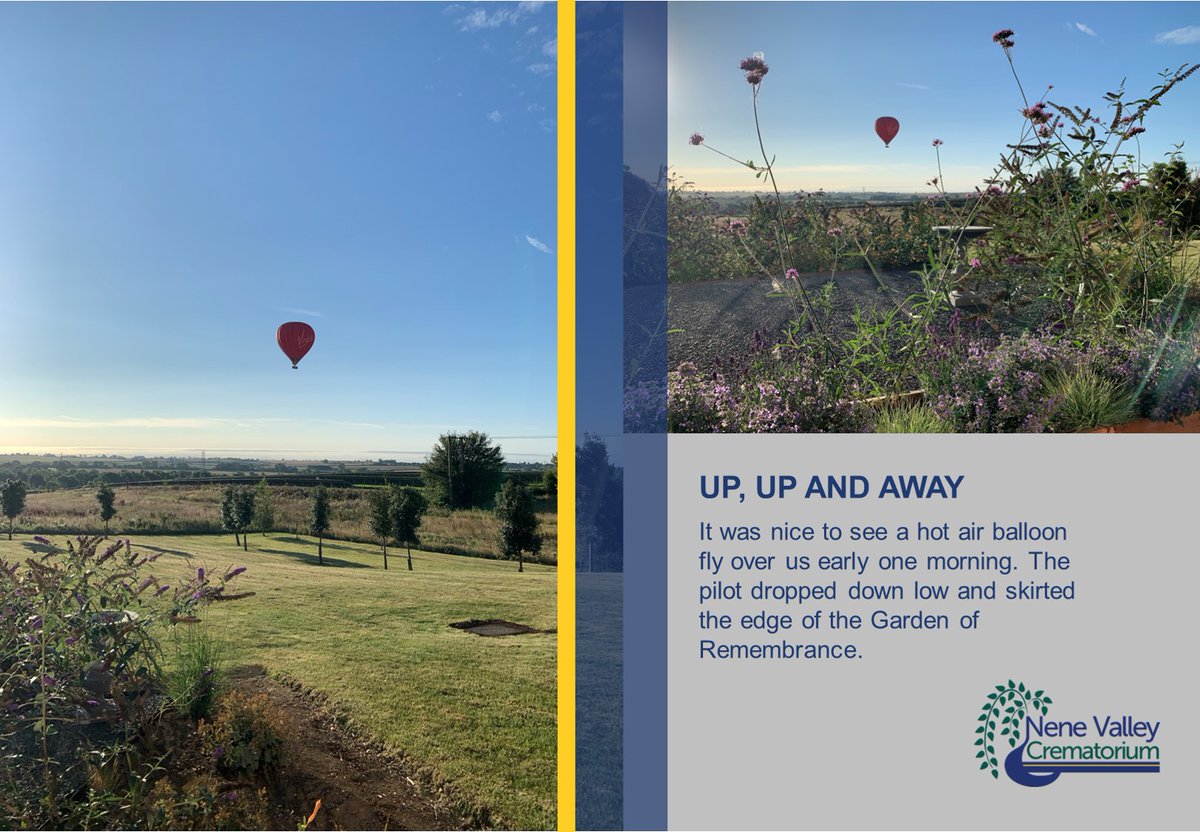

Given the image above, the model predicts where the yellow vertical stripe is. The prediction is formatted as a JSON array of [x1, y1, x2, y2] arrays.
[[556, 1, 577, 831]]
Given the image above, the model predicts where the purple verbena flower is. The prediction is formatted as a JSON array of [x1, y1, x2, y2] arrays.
[[932, 138, 943, 147], [689, 132, 704, 146], [992, 28, 1015, 47]]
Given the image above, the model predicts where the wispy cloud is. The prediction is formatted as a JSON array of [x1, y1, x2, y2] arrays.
[[542, 38, 557, 57], [455, 2, 546, 32], [897, 82, 931, 91], [527, 63, 553, 76], [1155, 25, 1200, 44], [487, 110, 504, 122], [525, 235, 553, 254], [1075, 22, 1099, 37], [280, 307, 324, 318]]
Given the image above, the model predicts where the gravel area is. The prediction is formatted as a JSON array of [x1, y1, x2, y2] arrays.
[[666, 269, 927, 372]]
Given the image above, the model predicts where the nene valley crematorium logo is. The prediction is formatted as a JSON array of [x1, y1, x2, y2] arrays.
[[975, 681, 1161, 786]]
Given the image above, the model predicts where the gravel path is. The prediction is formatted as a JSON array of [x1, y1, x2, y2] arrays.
[[666, 269, 927, 372]]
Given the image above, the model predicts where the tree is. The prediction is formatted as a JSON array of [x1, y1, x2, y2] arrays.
[[219, 485, 241, 547], [368, 488, 393, 569], [252, 477, 275, 536], [495, 480, 541, 573], [310, 485, 330, 565], [1, 478, 27, 540], [232, 488, 255, 552], [390, 485, 428, 571], [421, 431, 504, 509], [542, 453, 558, 498], [95, 481, 117, 536]]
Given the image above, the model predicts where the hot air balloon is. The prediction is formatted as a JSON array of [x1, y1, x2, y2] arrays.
[[875, 116, 900, 148], [276, 322, 315, 369]]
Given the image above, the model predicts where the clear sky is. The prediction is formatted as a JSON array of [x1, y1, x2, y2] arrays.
[[669, 2, 1200, 193], [0, 2, 557, 462]]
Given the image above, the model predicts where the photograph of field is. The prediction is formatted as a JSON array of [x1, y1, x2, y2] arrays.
[[0, 2, 557, 829], [660, 2, 1200, 433]]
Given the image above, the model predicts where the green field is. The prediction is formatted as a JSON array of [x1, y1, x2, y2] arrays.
[[0, 532, 557, 830]]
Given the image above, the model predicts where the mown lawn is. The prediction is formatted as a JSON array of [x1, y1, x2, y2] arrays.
[[0, 533, 557, 830]]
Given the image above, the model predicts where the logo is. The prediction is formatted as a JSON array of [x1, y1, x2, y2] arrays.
[[976, 680, 1161, 787]]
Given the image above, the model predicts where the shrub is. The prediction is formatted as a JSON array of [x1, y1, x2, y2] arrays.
[[201, 692, 287, 777], [926, 332, 1070, 432], [166, 626, 228, 721], [1046, 367, 1137, 432], [873, 403, 952, 433], [667, 352, 872, 434]]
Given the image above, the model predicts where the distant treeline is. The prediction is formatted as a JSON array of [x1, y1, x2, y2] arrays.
[[0, 462, 548, 493]]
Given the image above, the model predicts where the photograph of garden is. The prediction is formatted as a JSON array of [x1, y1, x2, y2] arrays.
[[0, 3, 557, 830], [665, 3, 1200, 433]]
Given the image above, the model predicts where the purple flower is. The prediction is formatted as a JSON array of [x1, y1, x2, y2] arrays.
[[224, 791, 238, 802], [689, 132, 704, 146], [992, 28, 1015, 47], [986, 185, 1004, 196], [728, 219, 747, 237], [223, 566, 247, 581], [1155, 219, 1165, 227], [155, 584, 170, 596], [213, 746, 225, 760], [1021, 102, 1050, 124], [1122, 178, 1140, 192], [201, 667, 214, 678], [32, 536, 50, 545], [1124, 126, 1145, 139], [827, 227, 844, 237], [932, 138, 943, 147], [86, 699, 101, 707], [969, 258, 982, 268], [785, 268, 799, 280], [196, 567, 205, 581], [739, 54, 768, 85]]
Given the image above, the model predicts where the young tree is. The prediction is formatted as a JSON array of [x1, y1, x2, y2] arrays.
[[542, 453, 558, 498], [421, 430, 504, 509], [368, 488, 393, 569], [0, 478, 27, 541], [219, 485, 241, 547], [95, 481, 117, 536], [390, 485, 428, 571], [233, 488, 255, 552], [252, 477, 275, 536], [495, 480, 541, 573], [310, 485, 330, 565]]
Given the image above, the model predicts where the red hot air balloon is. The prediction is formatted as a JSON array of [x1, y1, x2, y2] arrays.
[[875, 116, 900, 147], [276, 322, 315, 368]]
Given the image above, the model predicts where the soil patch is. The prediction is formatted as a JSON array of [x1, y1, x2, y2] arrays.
[[227, 665, 468, 830], [450, 619, 540, 637]]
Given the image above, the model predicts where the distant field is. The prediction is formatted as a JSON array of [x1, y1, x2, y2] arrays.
[[19, 483, 557, 564], [0, 532, 557, 830]]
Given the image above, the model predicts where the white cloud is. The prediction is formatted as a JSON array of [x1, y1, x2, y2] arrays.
[[897, 82, 931, 90], [487, 110, 504, 122], [460, 7, 517, 31], [1075, 22, 1099, 37], [528, 62, 553, 75], [456, 2, 547, 32], [542, 38, 557, 57], [525, 235, 552, 254], [280, 307, 325, 318], [1155, 25, 1200, 44]]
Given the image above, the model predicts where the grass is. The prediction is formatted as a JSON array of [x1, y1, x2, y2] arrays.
[[19, 483, 557, 564], [0, 532, 557, 830]]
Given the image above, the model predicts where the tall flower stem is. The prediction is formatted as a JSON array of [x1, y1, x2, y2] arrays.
[[750, 84, 830, 342]]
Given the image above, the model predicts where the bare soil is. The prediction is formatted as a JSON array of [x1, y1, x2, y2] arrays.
[[227, 665, 469, 830]]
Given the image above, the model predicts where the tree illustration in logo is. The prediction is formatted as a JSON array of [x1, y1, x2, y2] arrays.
[[976, 680, 1052, 779]]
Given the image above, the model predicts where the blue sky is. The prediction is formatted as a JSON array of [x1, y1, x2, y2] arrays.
[[669, 2, 1200, 192], [0, 2, 556, 462]]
